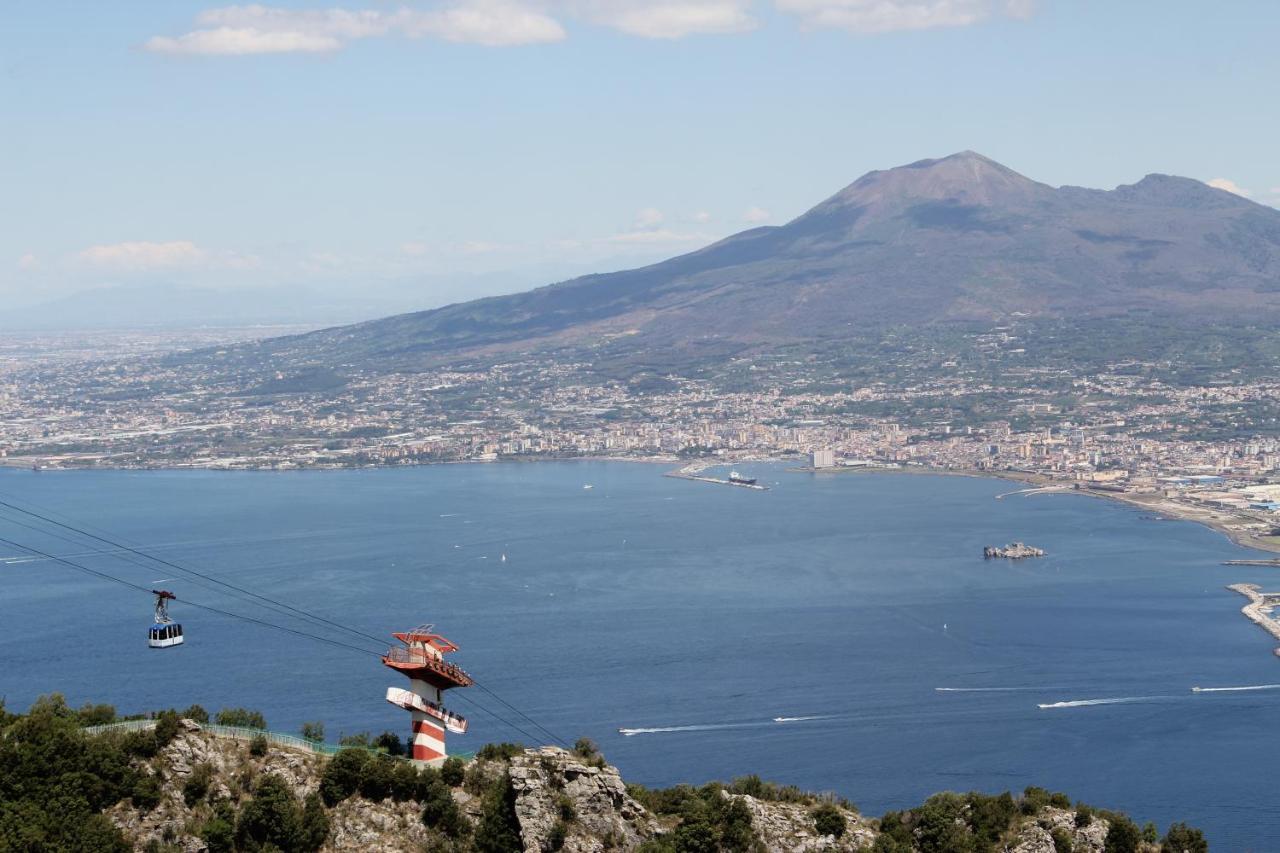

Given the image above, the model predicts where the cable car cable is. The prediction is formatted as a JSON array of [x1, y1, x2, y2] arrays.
[[0, 532, 561, 747], [0, 498, 572, 747]]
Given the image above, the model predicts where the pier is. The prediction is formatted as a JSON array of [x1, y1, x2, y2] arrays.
[[1223, 559, 1280, 567], [664, 470, 768, 491], [1228, 584, 1280, 655]]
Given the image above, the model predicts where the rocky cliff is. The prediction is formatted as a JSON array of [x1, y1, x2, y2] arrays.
[[98, 721, 1151, 852]]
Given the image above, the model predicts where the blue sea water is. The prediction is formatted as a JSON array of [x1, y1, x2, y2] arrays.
[[1, 462, 1278, 849]]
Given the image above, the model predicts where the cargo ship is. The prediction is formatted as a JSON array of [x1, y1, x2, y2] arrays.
[[728, 471, 758, 486]]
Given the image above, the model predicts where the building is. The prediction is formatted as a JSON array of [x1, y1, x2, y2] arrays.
[[811, 449, 835, 469], [382, 625, 473, 765]]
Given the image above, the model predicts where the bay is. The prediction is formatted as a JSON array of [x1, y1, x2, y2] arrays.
[[1, 462, 1277, 848]]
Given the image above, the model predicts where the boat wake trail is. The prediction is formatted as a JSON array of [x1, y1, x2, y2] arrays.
[[1038, 695, 1170, 709], [772, 715, 835, 723], [618, 722, 768, 737], [936, 687, 1055, 693], [1191, 684, 1280, 693]]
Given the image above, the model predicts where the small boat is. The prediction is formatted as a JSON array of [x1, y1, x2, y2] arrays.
[[500, 553, 507, 563], [583, 484, 594, 490]]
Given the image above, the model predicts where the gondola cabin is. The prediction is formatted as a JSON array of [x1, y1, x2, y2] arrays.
[[149, 589, 184, 649], [148, 621, 184, 649]]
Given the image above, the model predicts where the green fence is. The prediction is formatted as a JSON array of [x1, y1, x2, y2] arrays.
[[82, 719, 413, 761]]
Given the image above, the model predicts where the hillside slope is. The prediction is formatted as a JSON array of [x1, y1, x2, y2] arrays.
[[237, 151, 1280, 372]]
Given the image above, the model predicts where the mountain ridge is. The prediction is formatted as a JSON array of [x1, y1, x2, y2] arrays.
[[229, 152, 1280, 372]]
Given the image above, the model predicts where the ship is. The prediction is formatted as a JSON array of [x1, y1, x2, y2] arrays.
[[728, 471, 757, 486], [983, 542, 1045, 559]]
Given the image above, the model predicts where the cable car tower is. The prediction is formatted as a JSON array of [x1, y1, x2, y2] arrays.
[[148, 589, 184, 649], [382, 625, 472, 765]]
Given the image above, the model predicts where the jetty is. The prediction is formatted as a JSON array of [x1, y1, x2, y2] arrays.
[[1223, 559, 1280, 567], [983, 542, 1045, 559], [664, 470, 768, 491], [1227, 583, 1280, 656]]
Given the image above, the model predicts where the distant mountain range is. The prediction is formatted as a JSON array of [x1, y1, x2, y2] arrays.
[[230, 152, 1280, 371]]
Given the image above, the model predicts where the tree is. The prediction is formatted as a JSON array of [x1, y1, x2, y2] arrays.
[[357, 756, 396, 801], [319, 748, 370, 806], [235, 774, 302, 851], [812, 802, 846, 839], [441, 755, 466, 787], [215, 708, 267, 729], [473, 775, 523, 853], [1161, 823, 1208, 853], [300, 721, 325, 743], [373, 730, 405, 756], [1104, 815, 1142, 853], [914, 792, 976, 853], [298, 792, 331, 852], [183, 763, 214, 806]]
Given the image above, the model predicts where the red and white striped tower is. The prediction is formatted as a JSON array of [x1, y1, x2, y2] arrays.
[[382, 625, 473, 765]]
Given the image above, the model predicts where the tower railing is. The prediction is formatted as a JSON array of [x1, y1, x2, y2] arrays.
[[382, 647, 473, 684]]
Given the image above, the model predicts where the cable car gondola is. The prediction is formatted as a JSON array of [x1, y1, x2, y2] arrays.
[[148, 589, 184, 649]]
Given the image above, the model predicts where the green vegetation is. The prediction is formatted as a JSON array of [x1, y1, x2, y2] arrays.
[[215, 708, 268, 729], [0, 698, 1214, 853]]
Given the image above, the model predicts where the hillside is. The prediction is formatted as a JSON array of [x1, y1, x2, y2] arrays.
[[227, 151, 1280, 374], [0, 698, 1209, 852]]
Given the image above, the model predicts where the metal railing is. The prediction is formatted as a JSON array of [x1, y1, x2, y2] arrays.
[[83, 719, 414, 761], [382, 647, 473, 685]]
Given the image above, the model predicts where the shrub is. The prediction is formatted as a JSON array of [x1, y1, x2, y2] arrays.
[[558, 795, 577, 823], [249, 733, 268, 756], [573, 737, 599, 759], [547, 820, 569, 851], [441, 755, 466, 787], [131, 773, 163, 811], [300, 721, 325, 744], [1051, 827, 1074, 853], [477, 742, 525, 762], [391, 761, 420, 801], [1104, 815, 1142, 853], [812, 802, 846, 839], [420, 773, 468, 838], [358, 756, 396, 801], [215, 708, 267, 729], [183, 763, 214, 806], [473, 774, 522, 853], [373, 730, 406, 756], [1161, 822, 1208, 853], [320, 748, 370, 806], [298, 792, 331, 851], [1075, 804, 1094, 827], [153, 710, 181, 747], [76, 703, 117, 726], [235, 774, 301, 852], [181, 704, 210, 724]]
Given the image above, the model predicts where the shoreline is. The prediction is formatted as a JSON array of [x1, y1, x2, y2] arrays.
[[6, 452, 1280, 557]]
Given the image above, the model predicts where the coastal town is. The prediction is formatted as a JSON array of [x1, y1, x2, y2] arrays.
[[6, 327, 1280, 552]]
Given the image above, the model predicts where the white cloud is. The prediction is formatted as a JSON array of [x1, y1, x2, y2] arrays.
[[1207, 177, 1252, 197], [575, 1, 756, 38], [79, 241, 207, 269], [607, 228, 705, 245], [775, 0, 1033, 34], [146, 2, 566, 55], [401, 241, 429, 256], [742, 206, 770, 223], [633, 207, 665, 229], [145, 27, 343, 55], [692, 210, 712, 223], [17, 253, 39, 270]]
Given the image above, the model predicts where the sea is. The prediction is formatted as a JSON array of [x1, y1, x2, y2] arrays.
[[1, 461, 1278, 849]]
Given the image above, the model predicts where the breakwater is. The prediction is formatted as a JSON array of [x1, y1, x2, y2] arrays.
[[1228, 583, 1280, 655]]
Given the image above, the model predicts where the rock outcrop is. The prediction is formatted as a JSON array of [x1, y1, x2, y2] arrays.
[[99, 723, 1147, 852]]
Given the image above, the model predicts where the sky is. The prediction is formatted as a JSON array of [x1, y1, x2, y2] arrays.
[[4, 0, 1279, 322]]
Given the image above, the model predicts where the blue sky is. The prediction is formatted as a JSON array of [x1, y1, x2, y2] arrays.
[[4, 1, 1279, 316]]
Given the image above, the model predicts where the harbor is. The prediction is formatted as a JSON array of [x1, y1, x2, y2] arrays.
[[664, 461, 769, 490], [1227, 583, 1280, 655]]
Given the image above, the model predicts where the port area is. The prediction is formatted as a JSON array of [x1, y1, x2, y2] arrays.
[[1228, 583, 1280, 656], [665, 461, 769, 491]]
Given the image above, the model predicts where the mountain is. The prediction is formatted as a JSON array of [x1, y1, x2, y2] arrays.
[[239, 151, 1280, 370]]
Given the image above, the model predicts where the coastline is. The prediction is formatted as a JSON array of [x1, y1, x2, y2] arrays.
[[7, 451, 1280, 557]]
